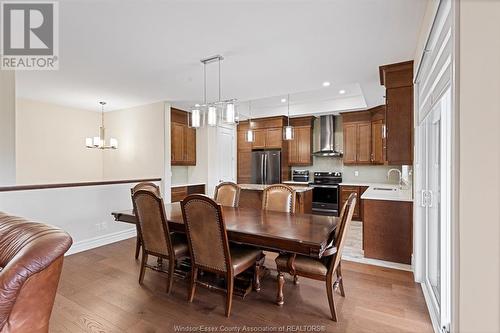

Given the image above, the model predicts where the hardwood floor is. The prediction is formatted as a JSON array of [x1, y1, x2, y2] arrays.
[[51, 238, 432, 333]]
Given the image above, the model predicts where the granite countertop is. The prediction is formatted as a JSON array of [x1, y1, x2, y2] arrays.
[[360, 184, 413, 202], [239, 184, 313, 193], [171, 183, 206, 188], [339, 181, 395, 187]]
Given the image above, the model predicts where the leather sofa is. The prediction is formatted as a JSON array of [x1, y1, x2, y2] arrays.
[[0, 212, 72, 333]]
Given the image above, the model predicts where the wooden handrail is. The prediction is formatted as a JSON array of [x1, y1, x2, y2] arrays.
[[0, 178, 162, 192]]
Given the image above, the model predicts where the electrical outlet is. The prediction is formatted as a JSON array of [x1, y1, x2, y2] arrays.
[[96, 223, 101, 231], [354, 171, 359, 177], [101, 221, 108, 230]]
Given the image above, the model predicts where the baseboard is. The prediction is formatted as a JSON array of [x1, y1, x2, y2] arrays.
[[342, 255, 413, 272], [66, 227, 136, 256]]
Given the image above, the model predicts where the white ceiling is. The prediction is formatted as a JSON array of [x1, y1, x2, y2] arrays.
[[16, 0, 427, 113]]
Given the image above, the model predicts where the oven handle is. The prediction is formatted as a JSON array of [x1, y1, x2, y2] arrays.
[[310, 184, 339, 188]]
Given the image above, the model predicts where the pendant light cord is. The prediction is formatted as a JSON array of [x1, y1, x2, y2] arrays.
[[287, 94, 291, 126], [203, 62, 207, 104], [218, 57, 222, 102]]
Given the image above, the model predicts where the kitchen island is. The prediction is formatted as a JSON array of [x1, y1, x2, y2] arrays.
[[238, 184, 313, 214]]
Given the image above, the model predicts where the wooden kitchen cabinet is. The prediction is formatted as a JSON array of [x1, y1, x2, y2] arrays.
[[171, 184, 206, 203], [251, 128, 282, 149], [288, 116, 314, 166], [171, 108, 196, 166], [363, 199, 413, 264], [252, 129, 266, 149], [340, 185, 368, 220], [379, 61, 414, 165], [341, 111, 372, 165], [371, 119, 385, 164]]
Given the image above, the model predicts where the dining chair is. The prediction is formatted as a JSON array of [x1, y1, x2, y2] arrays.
[[181, 194, 263, 317], [214, 182, 241, 207], [274, 192, 357, 321], [262, 184, 296, 213], [132, 189, 189, 293], [131, 182, 161, 259]]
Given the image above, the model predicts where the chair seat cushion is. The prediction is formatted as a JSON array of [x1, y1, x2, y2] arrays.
[[275, 254, 328, 276], [170, 232, 189, 257], [230, 245, 262, 275]]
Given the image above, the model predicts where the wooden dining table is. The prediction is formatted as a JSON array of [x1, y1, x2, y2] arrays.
[[112, 202, 338, 258]]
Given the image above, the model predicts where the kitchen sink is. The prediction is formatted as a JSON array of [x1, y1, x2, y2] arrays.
[[373, 187, 397, 191]]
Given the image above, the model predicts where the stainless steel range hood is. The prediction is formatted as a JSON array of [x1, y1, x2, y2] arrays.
[[312, 115, 343, 157]]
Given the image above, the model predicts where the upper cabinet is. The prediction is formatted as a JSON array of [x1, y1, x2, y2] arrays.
[[341, 111, 375, 165], [236, 116, 291, 183], [171, 108, 196, 166], [288, 116, 314, 166], [380, 61, 414, 165]]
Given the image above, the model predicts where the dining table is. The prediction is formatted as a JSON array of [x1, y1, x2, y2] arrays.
[[112, 202, 338, 258]]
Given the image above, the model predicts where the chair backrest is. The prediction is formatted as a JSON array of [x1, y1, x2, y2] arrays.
[[214, 182, 241, 207], [132, 189, 172, 257], [262, 184, 296, 213], [0, 212, 72, 332], [181, 195, 231, 274], [131, 182, 161, 196], [327, 193, 357, 276]]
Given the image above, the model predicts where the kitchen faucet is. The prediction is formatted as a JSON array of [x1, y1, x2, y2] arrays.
[[387, 168, 404, 189]]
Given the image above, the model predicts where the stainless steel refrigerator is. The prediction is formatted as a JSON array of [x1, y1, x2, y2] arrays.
[[251, 150, 281, 185]]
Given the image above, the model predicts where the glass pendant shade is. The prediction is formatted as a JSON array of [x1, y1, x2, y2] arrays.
[[109, 138, 118, 149], [283, 125, 294, 140], [246, 129, 254, 142], [223, 103, 236, 124], [85, 137, 93, 148], [207, 105, 217, 126], [93, 136, 100, 147], [190, 109, 201, 128]]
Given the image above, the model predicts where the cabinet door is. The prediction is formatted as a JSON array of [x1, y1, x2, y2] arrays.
[[357, 122, 372, 164], [340, 186, 360, 219], [288, 133, 299, 165], [265, 128, 282, 148], [297, 126, 312, 165], [185, 127, 196, 165], [171, 186, 188, 203], [371, 119, 385, 164], [386, 86, 413, 164], [171, 122, 185, 164], [237, 130, 252, 152], [252, 129, 266, 149], [237, 151, 252, 183], [343, 124, 358, 164]]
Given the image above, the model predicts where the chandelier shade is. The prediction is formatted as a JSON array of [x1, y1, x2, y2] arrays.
[[85, 102, 118, 149]]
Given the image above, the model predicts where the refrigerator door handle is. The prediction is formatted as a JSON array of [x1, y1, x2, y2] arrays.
[[260, 155, 266, 184], [264, 154, 268, 185]]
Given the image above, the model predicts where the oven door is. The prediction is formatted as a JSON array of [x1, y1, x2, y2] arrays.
[[311, 185, 339, 216]]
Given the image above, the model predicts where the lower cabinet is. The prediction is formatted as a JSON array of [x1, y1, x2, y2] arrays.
[[340, 185, 368, 220], [171, 184, 206, 203], [363, 199, 413, 264]]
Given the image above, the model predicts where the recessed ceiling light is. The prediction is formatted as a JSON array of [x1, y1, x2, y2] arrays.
[[339, 89, 346, 94], [281, 98, 287, 103], [322, 81, 331, 87], [194, 104, 200, 107]]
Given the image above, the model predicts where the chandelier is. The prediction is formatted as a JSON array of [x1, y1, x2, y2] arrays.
[[85, 102, 118, 149], [189, 55, 237, 128]]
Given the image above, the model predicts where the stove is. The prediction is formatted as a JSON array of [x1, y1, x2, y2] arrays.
[[311, 172, 343, 216]]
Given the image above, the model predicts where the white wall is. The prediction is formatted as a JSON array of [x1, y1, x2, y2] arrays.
[[0, 181, 160, 255], [458, 1, 500, 332], [103, 102, 165, 181], [0, 71, 16, 185], [16, 99, 103, 184]]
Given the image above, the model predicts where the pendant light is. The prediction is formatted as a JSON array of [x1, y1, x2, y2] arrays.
[[245, 101, 255, 142], [283, 94, 294, 140], [86, 102, 118, 149], [190, 55, 237, 128]]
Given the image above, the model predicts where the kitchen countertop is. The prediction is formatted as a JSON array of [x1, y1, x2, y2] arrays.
[[171, 183, 206, 188], [239, 184, 313, 193], [361, 184, 413, 202]]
